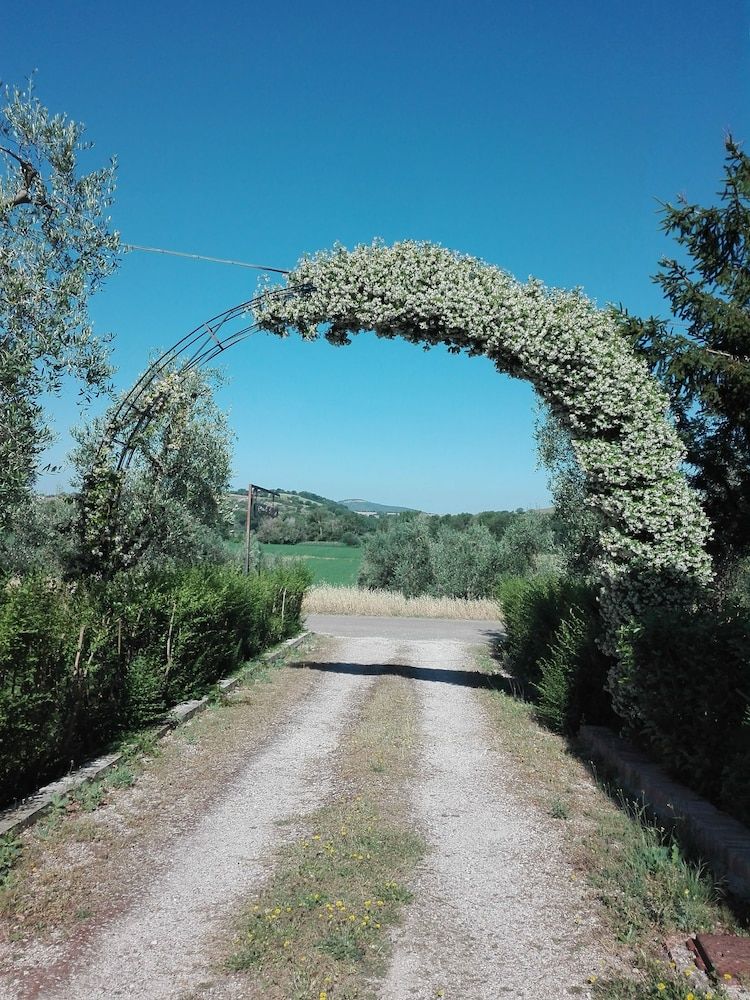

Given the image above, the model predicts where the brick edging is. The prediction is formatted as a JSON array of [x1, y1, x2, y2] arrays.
[[579, 725, 750, 902], [0, 631, 310, 840]]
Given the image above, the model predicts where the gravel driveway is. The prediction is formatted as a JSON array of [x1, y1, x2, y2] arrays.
[[305, 612, 504, 645], [1, 619, 610, 999]]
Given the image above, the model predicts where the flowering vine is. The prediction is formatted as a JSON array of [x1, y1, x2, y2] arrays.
[[255, 241, 713, 721]]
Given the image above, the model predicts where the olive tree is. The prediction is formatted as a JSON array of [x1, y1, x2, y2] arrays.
[[72, 368, 234, 574], [0, 80, 118, 528]]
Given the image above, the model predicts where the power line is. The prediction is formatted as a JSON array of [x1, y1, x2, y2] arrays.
[[123, 243, 289, 274]]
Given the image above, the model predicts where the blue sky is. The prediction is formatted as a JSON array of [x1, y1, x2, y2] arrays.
[[4, 0, 749, 512]]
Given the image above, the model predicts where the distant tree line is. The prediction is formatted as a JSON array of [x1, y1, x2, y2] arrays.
[[357, 510, 558, 598]]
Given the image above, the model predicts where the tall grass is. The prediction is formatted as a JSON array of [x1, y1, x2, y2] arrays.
[[303, 584, 501, 620]]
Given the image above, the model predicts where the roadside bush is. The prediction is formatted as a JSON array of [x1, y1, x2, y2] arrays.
[[0, 563, 310, 806], [499, 574, 614, 731], [616, 604, 750, 826], [499, 575, 570, 688]]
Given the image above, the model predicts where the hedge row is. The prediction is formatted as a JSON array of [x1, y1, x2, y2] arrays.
[[499, 575, 750, 828], [0, 563, 310, 806]]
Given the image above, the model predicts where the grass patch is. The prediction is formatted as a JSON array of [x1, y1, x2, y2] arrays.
[[0, 836, 21, 888], [588, 798, 724, 944], [476, 649, 746, 997], [228, 671, 424, 999], [262, 543, 363, 586], [303, 584, 501, 620], [593, 965, 730, 999]]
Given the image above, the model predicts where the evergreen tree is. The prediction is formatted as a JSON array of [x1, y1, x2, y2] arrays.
[[622, 138, 750, 578]]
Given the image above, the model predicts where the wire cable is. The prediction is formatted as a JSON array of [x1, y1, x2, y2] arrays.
[[123, 243, 290, 274]]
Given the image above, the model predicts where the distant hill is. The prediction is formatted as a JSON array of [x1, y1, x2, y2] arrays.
[[229, 489, 420, 518], [338, 498, 419, 515]]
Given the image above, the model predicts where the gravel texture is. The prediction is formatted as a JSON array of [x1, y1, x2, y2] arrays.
[[3, 638, 388, 1000], [305, 613, 504, 645], [381, 638, 608, 999], [1, 625, 613, 1000]]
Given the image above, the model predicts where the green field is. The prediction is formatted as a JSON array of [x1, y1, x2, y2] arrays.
[[260, 542, 363, 586]]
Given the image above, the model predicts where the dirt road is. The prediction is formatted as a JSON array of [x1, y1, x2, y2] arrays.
[[0, 618, 610, 999]]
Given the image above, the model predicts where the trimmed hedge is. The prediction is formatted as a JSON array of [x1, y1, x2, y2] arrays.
[[616, 605, 750, 828], [498, 575, 615, 733], [0, 562, 310, 806], [499, 574, 750, 828]]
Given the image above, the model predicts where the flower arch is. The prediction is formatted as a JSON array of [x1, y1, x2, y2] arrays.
[[255, 241, 712, 717]]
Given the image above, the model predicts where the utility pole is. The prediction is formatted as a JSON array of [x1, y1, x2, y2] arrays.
[[244, 483, 255, 574], [243, 482, 279, 573]]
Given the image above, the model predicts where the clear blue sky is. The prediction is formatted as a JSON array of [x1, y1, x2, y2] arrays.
[[5, 0, 749, 512]]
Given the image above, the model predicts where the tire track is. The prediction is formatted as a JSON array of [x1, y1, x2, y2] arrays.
[[14, 637, 392, 1000], [381, 638, 608, 1000]]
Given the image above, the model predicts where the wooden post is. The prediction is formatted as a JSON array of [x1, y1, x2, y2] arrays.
[[244, 483, 254, 574]]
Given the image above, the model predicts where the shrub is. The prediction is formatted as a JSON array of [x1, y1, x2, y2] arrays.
[[499, 574, 614, 731], [0, 563, 311, 806], [499, 575, 570, 688], [535, 603, 613, 733], [616, 603, 750, 825]]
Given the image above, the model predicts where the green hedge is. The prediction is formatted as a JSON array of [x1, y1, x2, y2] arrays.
[[499, 574, 750, 828], [498, 574, 615, 733], [0, 563, 310, 806], [616, 605, 750, 827]]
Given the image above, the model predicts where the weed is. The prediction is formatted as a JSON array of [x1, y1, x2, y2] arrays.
[[34, 794, 68, 839], [73, 780, 105, 813], [589, 799, 724, 942], [107, 764, 136, 789], [0, 836, 22, 885], [375, 879, 414, 903], [120, 730, 160, 761], [319, 926, 364, 961], [593, 961, 730, 999], [549, 796, 570, 820]]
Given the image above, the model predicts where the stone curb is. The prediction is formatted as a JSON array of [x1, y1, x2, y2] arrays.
[[0, 631, 310, 840], [579, 725, 750, 902]]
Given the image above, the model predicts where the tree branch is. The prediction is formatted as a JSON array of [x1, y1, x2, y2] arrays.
[[0, 144, 50, 209]]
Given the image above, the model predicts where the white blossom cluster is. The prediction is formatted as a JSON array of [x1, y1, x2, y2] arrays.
[[255, 241, 713, 719]]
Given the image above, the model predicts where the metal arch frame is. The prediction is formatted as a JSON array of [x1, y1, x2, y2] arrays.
[[79, 283, 309, 570], [96, 286, 298, 472]]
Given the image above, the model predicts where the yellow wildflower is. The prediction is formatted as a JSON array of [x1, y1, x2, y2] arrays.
[[657, 985, 666, 993]]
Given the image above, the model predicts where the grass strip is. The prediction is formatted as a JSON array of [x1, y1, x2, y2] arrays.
[[228, 671, 425, 1000]]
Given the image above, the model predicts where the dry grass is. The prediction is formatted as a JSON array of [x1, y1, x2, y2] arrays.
[[303, 584, 501, 620]]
